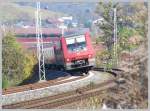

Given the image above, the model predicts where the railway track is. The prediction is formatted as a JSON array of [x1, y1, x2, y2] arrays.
[[92, 67, 124, 77], [3, 74, 89, 95], [2, 68, 124, 109], [3, 67, 123, 95], [3, 78, 117, 109]]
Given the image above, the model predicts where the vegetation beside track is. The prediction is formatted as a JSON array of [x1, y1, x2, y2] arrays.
[[94, 2, 147, 69], [92, 1, 148, 109], [2, 33, 37, 88]]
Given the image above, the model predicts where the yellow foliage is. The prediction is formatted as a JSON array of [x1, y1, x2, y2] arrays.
[[23, 52, 37, 79]]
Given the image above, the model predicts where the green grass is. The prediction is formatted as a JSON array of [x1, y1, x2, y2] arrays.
[[0, 3, 67, 23]]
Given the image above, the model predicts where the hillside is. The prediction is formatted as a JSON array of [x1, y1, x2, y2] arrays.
[[16, 2, 98, 22], [0, 3, 67, 23]]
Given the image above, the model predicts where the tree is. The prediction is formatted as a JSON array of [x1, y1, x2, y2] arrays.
[[95, 1, 121, 51], [95, 1, 148, 108], [2, 32, 36, 88], [95, 1, 122, 68], [125, 2, 148, 48], [95, 1, 148, 66]]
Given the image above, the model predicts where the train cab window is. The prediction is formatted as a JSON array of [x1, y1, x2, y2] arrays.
[[66, 35, 87, 52]]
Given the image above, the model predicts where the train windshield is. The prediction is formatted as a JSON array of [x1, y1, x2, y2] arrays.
[[66, 35, 87, 52]]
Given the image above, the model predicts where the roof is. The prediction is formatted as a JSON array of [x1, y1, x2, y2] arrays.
[[16, 37, 60, 43], [9, 27, 90, 38], [13, 27, 62, 35]]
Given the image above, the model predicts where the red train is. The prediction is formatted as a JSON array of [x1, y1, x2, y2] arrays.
[[15, 28, 95, 70]]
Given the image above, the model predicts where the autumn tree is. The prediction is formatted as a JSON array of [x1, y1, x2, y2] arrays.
[[95, 1, 148, 108], [95, 1, 121, 51], [2, 32, 36, 88], [125, 2, 148, 47], [95, 1, 148, 66], [95, 1, 122, 68]]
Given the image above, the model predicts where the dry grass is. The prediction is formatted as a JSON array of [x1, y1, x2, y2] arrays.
[[0, 3, 67, 22]]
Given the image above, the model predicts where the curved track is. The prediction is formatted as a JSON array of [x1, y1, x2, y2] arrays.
[[3, 67, 123, 95], [2, 68, 124, 109], [3, 73, 89, 95], [3, 79, 116, 109]]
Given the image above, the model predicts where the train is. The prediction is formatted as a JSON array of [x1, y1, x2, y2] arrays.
[[15, 28, 96, 70]]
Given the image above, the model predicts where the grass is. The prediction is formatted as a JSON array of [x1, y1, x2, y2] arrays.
[[0, 3, 67, 23]]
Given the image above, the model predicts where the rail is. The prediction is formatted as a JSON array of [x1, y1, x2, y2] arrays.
[[3, 74, 88, 95], [3, 78, 117, 109]]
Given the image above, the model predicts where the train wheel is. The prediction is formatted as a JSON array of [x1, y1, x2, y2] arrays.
[[85, 70, 89, 74]]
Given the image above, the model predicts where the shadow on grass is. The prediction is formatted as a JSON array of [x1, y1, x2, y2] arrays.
[[18, 64, 70, 86]]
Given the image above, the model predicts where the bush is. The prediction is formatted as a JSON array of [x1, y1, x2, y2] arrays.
[[2, 76, 9, 89], [118, 27, 140, 51]]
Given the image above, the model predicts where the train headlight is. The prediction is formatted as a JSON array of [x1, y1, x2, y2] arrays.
[[83, 48, 87, 51], [67, 58, 70, 62], [88, 54, 92, 58]]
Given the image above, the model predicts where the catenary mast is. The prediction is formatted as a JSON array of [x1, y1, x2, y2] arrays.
[[35, 2, 46, 81]]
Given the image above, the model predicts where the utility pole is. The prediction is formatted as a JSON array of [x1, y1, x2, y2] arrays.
[[35, 2, 46, 81], [113, 8, 118, 67], [59, 24, 67, 36]]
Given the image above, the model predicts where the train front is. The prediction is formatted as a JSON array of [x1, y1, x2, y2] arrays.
[[61, 32, 95, 70]]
